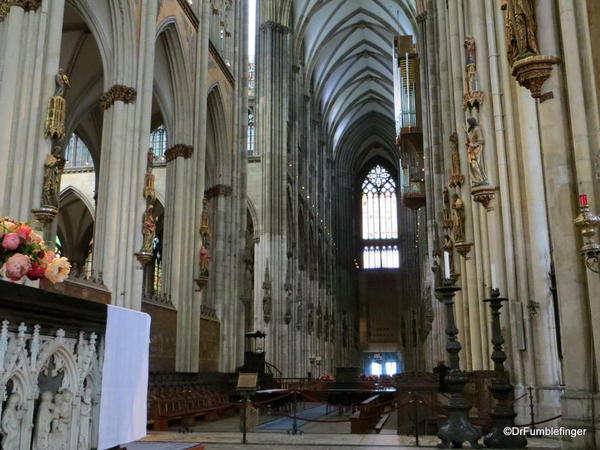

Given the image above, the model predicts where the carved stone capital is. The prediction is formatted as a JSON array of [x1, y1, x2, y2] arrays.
[[259, 21, 290, 34], [100, 85, 137, 110], [511, 54, 560, 99], [204, 184, 233, 199], [0, 1, 10, 21], [12, 0, 41, 11], [164, 144, 193, 162]]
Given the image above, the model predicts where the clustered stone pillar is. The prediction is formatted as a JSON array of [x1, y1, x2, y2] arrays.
[[0, 0, 65, 219], [254, 12, 292, 372]]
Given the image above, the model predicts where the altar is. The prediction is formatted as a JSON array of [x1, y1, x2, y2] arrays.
[[0, 280, 150, 450]]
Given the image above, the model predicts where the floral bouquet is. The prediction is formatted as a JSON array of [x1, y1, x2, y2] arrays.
[[0, 218, 70, 283], [319, 374, 334, 382]]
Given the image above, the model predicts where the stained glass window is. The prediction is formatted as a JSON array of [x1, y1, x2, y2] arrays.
[[64, 133, 93, 169], [150, 124, 167, 162], [361, 165, 399, 269]]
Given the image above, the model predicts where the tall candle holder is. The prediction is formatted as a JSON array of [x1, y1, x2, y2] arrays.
[[435, 280, 482, 449], [483, 289, 527, 448]]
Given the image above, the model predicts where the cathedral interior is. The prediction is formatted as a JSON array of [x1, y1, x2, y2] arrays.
[[1, 0, 600, 449]]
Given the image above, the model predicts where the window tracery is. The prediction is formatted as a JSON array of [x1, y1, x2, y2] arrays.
[[361, 165, 400, 269]]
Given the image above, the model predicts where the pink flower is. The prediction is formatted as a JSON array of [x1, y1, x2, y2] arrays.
[[4, 253, 32, 281], [16, 225, 31, 241], [45, 257, 71, 284], [30, 232, 43, 244], [27, 261, 47, 280], [2, 233, 20, 250], [44, 251, 55, 263]]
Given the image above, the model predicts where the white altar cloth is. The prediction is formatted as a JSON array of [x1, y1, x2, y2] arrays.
[[98, 305, 151, 449]]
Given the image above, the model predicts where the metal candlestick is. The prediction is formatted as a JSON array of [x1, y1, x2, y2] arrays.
[[483, 289, 527, 448], [435, 280, 482, 449]]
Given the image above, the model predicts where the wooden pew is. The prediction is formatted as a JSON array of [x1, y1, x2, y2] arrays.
[[350, 394, 384, 434]]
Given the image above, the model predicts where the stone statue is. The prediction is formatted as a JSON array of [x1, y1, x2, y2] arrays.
[[464, 36, 478, 93], [503, 0, 539, 63], [33, 391, 55, 450], [54, 69, 70, 98], [141, 204, 156, 252], [143, 148, 156, 202], [199, 245, 211, 276], [465, 117, 489, 186], [77, 387, 92, 450], [1, 392, 23, 450], [41, 146, 66, 208], [451, 194, 466, 243]]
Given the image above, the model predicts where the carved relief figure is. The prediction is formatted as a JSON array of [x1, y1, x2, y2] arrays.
[[199, 246, 211, 275], [41, 146, 66, 208], [503, 0, 539, 63], [451, 194, 466, 243], [34, 392, 55, 450], [1, 392, 23, 450], [49, 390, 72, 450], [77, 387, 92, 450], [465, 117, 489, 186]]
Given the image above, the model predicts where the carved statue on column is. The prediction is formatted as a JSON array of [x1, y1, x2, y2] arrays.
[[448, 133, 464, 188], [33, 143, 66, 226], [41, 145, 66, 209], [141, 205, 156, 253], [195, 198, 211, 289], [262, 264, 272, 323], [34, 391, 55, 450], [136, 148, 157, 266], [143, 148, 156, 202], [502, 0, 539, 63], [451, 194, 466, 243], [1, 391, 23, 450], [452, 194, 473, 259], [501, 0, 559, 98], [465, 117, 488, 187], [45, 69, 70, 140], [463, 37, 484, 109]]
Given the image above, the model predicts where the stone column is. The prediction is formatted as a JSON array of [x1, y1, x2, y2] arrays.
[[254, 11, 291, 373], [0, 0, 65, 219], [534, 1, 596, 444], [93, 0, 157, 311]]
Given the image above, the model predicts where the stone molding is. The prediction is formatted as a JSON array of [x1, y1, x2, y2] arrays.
[[204, 184, 233, 199], [259, 21, 290, 34], [100, 85, 137, 110], [164, 144, 193, 162]]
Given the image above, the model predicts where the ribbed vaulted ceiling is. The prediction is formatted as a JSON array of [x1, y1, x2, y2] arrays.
[[294, 0, 416, 152]]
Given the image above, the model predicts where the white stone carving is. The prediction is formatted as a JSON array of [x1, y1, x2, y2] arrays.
[[0, 320, 103, 450]]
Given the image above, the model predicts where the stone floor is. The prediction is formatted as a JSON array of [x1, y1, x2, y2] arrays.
[[137, 431, 559, 449], [138, 402, 560, 449]]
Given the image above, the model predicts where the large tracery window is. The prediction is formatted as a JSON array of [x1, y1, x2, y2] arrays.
[[361, 165, 400, 269]]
